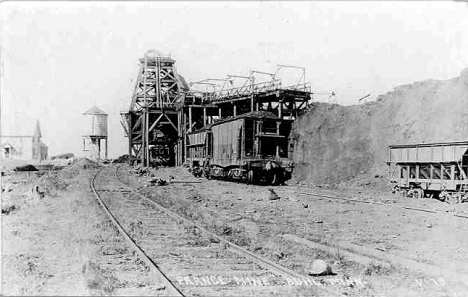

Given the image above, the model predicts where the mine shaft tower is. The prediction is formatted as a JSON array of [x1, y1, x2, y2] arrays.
[[121, 50, 313, 166], [121, 50, 185, 167]]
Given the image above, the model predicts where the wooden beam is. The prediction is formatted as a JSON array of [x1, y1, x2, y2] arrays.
[[141, 111, 146, 165], [189, 107, 193, 132], [148, 113, 164, 132], [145, 109, 150, 167], [203, 108, 207, 126], [163, 113, 178, 131], [132, 115, 142, 132], [128, 115, 133, 164]]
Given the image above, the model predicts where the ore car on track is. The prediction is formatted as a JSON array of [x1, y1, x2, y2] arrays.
[[185, 111, 294, 185], [387, 141, 468, 203]]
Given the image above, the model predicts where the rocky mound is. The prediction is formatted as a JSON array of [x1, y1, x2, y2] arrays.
[[13, 165, 38, 172], [51, 153, 74, 160], [292, 68, 468, 184], [64, 158, 101, 171]]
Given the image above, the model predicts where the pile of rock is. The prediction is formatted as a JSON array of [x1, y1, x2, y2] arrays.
[[145, 178, 168, 187], [129, 165, 150, 176]]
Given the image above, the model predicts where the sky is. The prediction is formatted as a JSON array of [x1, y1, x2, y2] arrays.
[[1, 1, 467, 158]]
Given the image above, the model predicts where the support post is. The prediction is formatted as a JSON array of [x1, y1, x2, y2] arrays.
[[188, 106, 193, 132], [141, 113, 145, 165], [177, 110, 181, 165], [203, 107, 207, 126], [97, 138, 101, 160], [105, 138, 108, 160], [279, 102, 283, 119], [128, 115, 133, 164], [145, 110, 150, 167]]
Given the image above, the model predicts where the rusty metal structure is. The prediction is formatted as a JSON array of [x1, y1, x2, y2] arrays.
[[121, 50, 313, 167]]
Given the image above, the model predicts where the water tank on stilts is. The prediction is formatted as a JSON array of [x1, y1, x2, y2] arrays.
[[82, 106, 108, 161]]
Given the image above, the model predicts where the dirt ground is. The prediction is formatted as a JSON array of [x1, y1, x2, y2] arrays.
[[1, 165, 167, 296], [123, 165, 468, 297], [2, 163, 467, 296]]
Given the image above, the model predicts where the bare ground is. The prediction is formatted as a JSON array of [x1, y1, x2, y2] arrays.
[[122, 165, 468, 297], [1, 168, 167, 296], [2, 164, 467, 296]]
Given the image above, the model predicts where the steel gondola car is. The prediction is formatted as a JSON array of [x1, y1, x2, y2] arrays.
[[387, 141, 468, 203], [185, 111, 294, 185]]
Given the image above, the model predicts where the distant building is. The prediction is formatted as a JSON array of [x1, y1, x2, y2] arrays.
[[1, 120, 48, 160]]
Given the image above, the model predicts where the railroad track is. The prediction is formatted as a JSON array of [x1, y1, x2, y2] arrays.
[[277, 186, 468, 219], [178, 177, 468, 219], [91, 166, 344, 297]]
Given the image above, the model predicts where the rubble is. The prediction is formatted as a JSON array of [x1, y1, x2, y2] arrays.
[[268, 189, 280, 200], [129, 166, 150, 176], [2, 184, 13, 193], [64, 158, 101, 171], [28, 185, 45, 200], [307, 259, 333, 276], [112, 154, 129, 164], [13, 165, 38, 172], [2, 204, 19, 215], [51, 153, 74, 160], [145, 178, 168, 186]]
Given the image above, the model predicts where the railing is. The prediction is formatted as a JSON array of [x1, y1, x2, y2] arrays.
[[184, 90, 217, 104], [127, 80, 313, 112], [282, 82, 311, 92], [214, 80, 280, 100], [212, 80, 311, 101]]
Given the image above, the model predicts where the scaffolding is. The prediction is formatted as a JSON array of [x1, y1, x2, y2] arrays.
[[121, 51, 313, 166]]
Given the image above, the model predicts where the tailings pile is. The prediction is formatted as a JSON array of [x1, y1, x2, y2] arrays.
[[292, 68, 468, 185]]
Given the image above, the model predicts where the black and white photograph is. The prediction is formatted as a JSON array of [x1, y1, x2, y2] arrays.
[[1, 1, 467, 296]]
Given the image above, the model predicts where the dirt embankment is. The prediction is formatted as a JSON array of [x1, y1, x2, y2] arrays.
[[292, 68, 468, 185]]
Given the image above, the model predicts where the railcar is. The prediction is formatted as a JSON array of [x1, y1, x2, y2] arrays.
[[185, 111, 294, 185], [387, 141, 468, 203]]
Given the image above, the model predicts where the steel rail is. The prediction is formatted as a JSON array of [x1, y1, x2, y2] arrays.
[[114, 166, 345, 297], [90, 167, 185, 297], [284, 188, 468, 219]]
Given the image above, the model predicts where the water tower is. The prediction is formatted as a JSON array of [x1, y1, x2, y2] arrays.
[[82, 106, 108, 160]]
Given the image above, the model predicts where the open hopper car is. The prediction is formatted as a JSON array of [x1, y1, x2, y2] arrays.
[[185, 111, 294, 185], [387, 141, 468, 203]]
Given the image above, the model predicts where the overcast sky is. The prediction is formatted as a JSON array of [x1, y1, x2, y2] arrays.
[[1, 1, 467, 158]]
